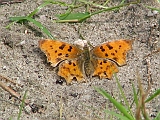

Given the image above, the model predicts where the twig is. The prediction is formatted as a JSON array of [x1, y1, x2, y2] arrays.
[[0, 74, 22, 87], [0, 75, 46, 114], [0, 0, 24, 5], [59, 92, 63, 120], [146, 59, 152, 84], [144, 48, 160, 58], [0, 81, 21, 98], [0, 74, 29, 104]]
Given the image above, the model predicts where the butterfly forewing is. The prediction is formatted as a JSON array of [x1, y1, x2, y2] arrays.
[[39, 39, 82, 67], [92, 40, 132, 66]]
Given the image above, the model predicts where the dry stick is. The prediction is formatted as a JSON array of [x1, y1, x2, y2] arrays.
[[0, 0, 24, 5], [0, 74, 21, 98], [0, 75, 29, 104], [136, 37, 156, 119], [144, 48, 160, 58], [0, 75, 45, 113], [0, 81, 21, 98], [142, 59, 151, 120], [147, 26, 153, 50], [136, 57, 152, 119], [146, 59, 152, 84], [0, 74, 22, 87], [59, 92, 63, 120], [0, 81, 29, 104], [0, 75, 47, 114], [135, 69, 151, 120], [135, 71, 143, 120]]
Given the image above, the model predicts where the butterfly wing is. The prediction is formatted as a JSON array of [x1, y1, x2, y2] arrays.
[[39, 39, 82, 67], [58, 60, 84, 84], [92, 59, 119, 79], [92, 40, 132, 79], [92, 40, 132, 66], [39, 39, 85, 84]]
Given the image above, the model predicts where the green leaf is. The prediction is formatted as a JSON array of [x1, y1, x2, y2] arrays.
[[95, 87, 135, 120], [132, 82, 139, 107], [104, 110, 130, 120], [114, 74, 134, 117], [17, 91, 27, 120], [145, 5, 160, 12], [28, 1, 52, 18], [56, 12, 90, 23], [145, 88, 160, 103], [8, 16, 54, 39], [153, 111, 160, 120]]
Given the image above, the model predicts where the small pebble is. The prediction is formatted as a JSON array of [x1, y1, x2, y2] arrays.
[[2, 66, 6, 70]]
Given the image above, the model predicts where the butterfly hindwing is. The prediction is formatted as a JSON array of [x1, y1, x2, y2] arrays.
[[58, 60, 84, 84], [92, 59, 119, 79]]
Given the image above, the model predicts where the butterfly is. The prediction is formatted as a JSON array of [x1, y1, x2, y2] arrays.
[[39, 39, 132, 84]]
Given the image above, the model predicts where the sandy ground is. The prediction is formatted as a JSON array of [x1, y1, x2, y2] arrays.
[[0, 0, 160, 120]]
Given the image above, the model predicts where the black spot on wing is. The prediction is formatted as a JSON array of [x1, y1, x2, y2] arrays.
[[73, 63, 76, 66], [68, 61, 72, 65], [59, 44, 66, 50], [68, 46, 73, 52], [76, 75, 81, 78], [106, 65, 109, 69], [123, 52, 126, 56], [103, 71, 107, 76], [100, 46, 105, 52], [71, 74, 74, 76], [111, 53, 115, 56], [106, 43, 113, 50], [103, 60, 107, 63], [58, 53, 62, 56], [65, 54, 69, 57], [105, 53, 108, 57], [68, 61, 76, 66], [50, 45, 53, 49]]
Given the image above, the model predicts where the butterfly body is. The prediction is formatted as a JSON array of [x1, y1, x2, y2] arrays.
[[81, 44, 94, 78], [39, 39, 132, 84]]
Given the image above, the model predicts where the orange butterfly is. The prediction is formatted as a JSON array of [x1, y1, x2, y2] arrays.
[[39, 39, 132, 84]]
